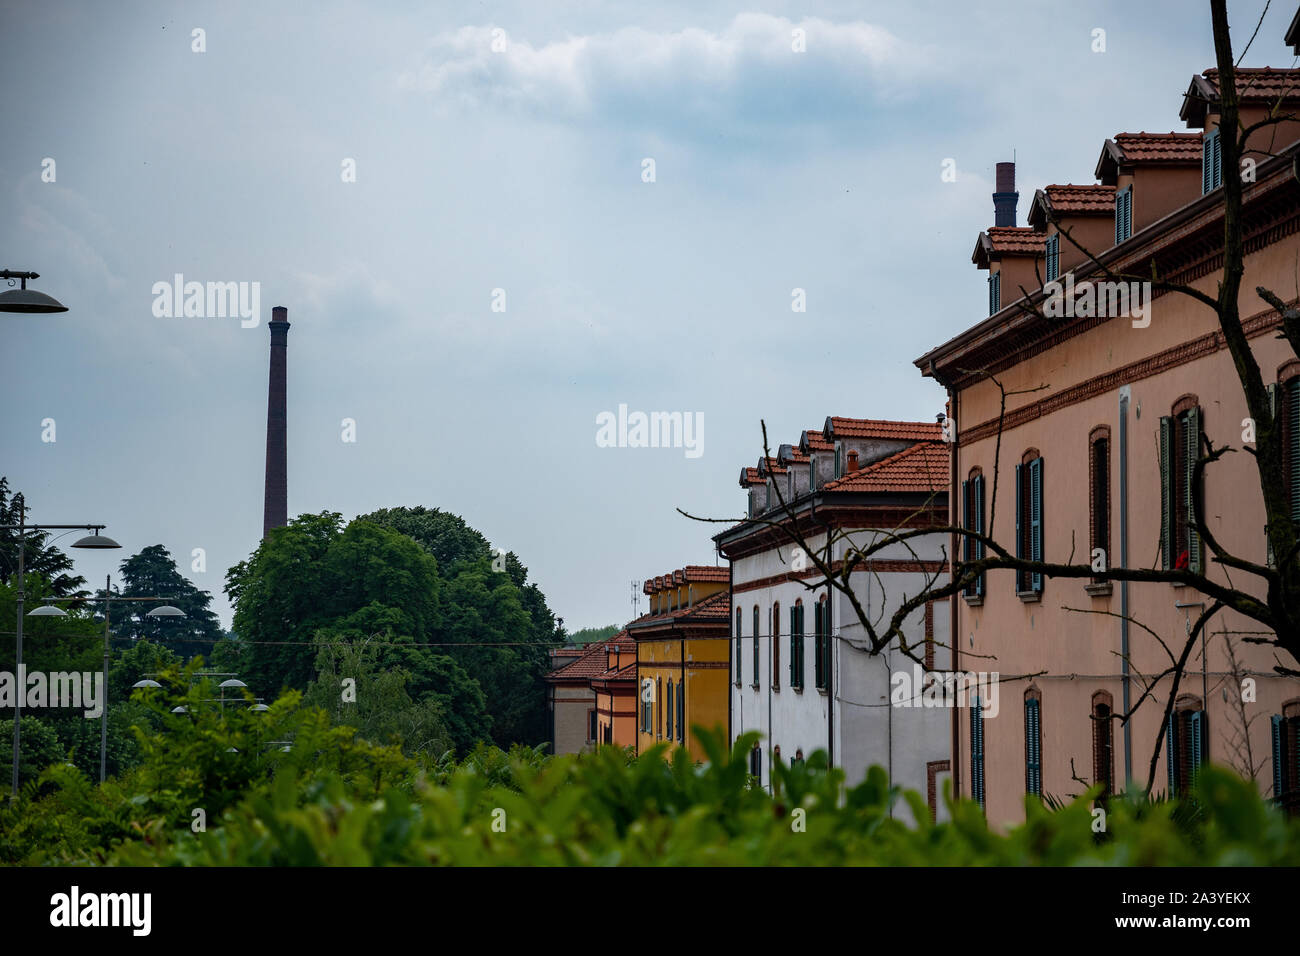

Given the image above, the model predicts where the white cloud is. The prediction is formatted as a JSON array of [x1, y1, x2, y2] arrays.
[[397, 14, 941, 135]]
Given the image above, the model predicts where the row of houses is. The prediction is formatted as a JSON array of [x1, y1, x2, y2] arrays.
[[548, 23, 1300, 826]]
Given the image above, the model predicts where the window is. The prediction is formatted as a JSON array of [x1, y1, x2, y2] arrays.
[[971, 697, 986, 811], [657, 677, 663, 737], [772, 602, 781, 690], [1114, 185, 1133, 244], [1092, 692, 1114, 800], [814, 595, 830, 690], [1024, 689, 1042, 798], [1202, 127, 1222, 194], [835, 446, 843, 478], [676, 679, 684, 743], [734, 608, 743, 685], [1159, 401, 1202, 573], [1045, 233, 1060, 282], [1267, 376, 1300, 567], [752, 605, 760, 686], [1015, 452, 1044, 593], [961, 469, 986, 597], [790, 601, 805, 689], [665, 680, 673, 741], [748, 743, 762, 778], [1271, 702, 1300, 815], [1166, 697, 1207, 795], [1090, 429, 1110, 583], [989, 271, 1001, 315], [809, 459, 816, 491], [588, 709, 597, 743]]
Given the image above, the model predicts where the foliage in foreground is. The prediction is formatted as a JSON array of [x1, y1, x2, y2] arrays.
[[1, 689, 1297, 866]]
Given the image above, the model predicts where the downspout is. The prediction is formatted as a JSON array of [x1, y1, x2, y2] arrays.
[[767, 604, 773, 792], [1118, 385, 1133, 784], [948, 382, 961, 801]]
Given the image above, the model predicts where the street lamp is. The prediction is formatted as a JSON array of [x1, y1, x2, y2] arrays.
[[2, 494, 118, 803], [33, 578, 184, 783], [0, 269, 68, 313]]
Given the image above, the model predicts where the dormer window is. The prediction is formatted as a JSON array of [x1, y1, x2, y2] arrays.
[[1114, 186, 1133, 244], [1045, 233, 1060, 282], [1202, 127, 1222, 194], [988, 271, 1001, 315]]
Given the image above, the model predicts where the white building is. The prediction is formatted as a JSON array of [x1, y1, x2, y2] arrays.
[[717, 417, 954, 822]]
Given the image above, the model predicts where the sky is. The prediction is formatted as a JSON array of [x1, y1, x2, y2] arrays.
[[1, 0, 1294, 633]]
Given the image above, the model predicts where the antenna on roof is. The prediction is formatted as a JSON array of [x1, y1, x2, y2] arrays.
[[631, 580, 641, 618]]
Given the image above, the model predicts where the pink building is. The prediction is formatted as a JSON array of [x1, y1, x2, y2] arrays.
[[916, 59, 1300, 825]]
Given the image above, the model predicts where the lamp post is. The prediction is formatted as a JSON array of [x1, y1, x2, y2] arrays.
[[0, 269, 68, 313], [2, 493, 119, 802], [38, 580, 186, 782]]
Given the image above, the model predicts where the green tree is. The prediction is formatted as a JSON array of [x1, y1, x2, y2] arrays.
[[0, 478, 88, 599], [107, 545, 222, 659]]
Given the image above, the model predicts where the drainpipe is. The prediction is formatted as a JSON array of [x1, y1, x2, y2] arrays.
[[1118, 385, 1133, 784], [947, 383, 961, 801], [767, 604, 773, 792]]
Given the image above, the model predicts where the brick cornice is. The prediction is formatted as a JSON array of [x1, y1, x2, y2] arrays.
[[957, 301, 1289, 447]]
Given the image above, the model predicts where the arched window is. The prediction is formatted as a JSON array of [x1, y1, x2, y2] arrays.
[[772, 601, 781, 690], [752, 605, 761, 686], [1166, 694, 1206, 795], [665, 680, 674, 741], [790, 600, 805, 689], [962, 466, 986, 599], [1160, 396, 1203, 573], [1089, 427, 1111, 585], [1024, 687, 1042, 798], [676, 679, 684, 743], [1016, 449, 1044, 594], [1092, 691, 1114, 799], [1272, 698, 1300, 815]]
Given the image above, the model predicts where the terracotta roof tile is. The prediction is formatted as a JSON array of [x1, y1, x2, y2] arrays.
[[823, 417, 943, 442], [823, 441, 950, 494], [681, 564, 728, 583], [545, 636, 627, 681], [757, 455, 787, 475], [985, 226, 1045, 255], [740, 466, 763, 488], [1113, 132, 1202, 163], [628, 589, 731, 628], [1044, 184, 1116, 215], [800, 429, 833, 454], [1182, 68, 1300, 126]]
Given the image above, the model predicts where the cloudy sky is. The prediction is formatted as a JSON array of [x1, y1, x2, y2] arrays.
[[1, 1, 1292, 632]]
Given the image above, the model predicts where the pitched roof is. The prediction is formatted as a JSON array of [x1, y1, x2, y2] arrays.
[[628, 589, 731, 629], [800, 428, 834, 454], [739, 466, 763, 488], [822, 417, 943, 442], [972, 227, 1045, 267], [778, 443, 809, 465], [823, 441, 949, 494], [1028, 184, 1117, 227], [1181, 67, 1300, 126], [681, 564, 728, 583], [1095, 132, 1203, 183], [545, 636, 626, 682], [757, 455, 787, 476]]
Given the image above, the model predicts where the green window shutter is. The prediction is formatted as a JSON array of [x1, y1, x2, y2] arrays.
[[1185, 407, 1202, 574], [1288, 381, 1300, 521], [666, 681, 674, 739], [961, 479, 971, 568], [789, 605, 797, 686], [1030, 457, 1044, 591], [1272, 714, 1285, 799], [1167, 711, 1179, 793], [752, 607, 760, 684], [1046, 234, 1059, 281], [1025, 698, 1041, 796], [1015, 463, 1024, 591], [1190, 710, 1204, 787], [972, 698, 985, 809], [975, 475, 986, 596], [1202, 130, 1217, 194], [1268, 384, 1279, 567], [1212, 130, 1222, 189], [989, 272, 1000, 315], [1160, 416, 1174, 570]]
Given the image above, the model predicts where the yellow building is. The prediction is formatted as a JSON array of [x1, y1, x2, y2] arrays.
[[630, 567, 731, 761]]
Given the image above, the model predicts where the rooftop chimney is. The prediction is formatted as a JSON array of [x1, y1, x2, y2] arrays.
[[847, 450, 859, 473], [993, 161, 1018, 227], [263, 305, 290, 538]]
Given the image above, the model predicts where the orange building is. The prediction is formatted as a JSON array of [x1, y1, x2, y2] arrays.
[[590, 632, 638, 749], [629, 567, 731, 760], [916, 52, 1300, 824]]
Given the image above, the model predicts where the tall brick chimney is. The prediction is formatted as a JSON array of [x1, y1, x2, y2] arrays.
[[262, 305, 290, 538], [993, 161, 1018, 227]]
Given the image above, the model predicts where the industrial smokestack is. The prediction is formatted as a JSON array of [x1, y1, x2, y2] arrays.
[[993, 161, 1018, 227], [262, 305, 290, 538]]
